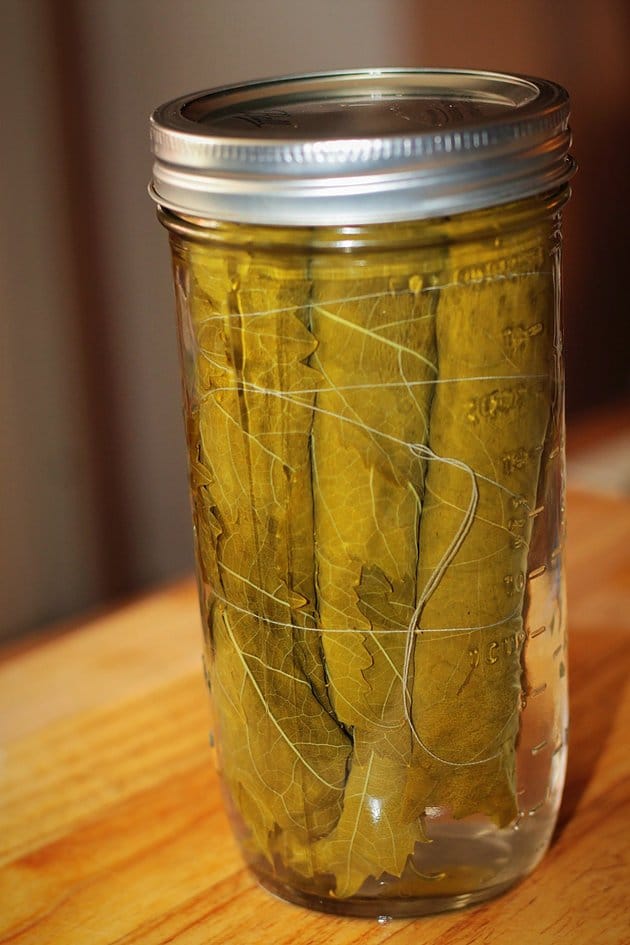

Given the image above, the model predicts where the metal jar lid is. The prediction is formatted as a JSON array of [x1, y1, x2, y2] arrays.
[[149, 68, 575, 226]]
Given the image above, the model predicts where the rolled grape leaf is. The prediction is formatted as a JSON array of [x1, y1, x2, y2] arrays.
[[179, 240, 352, 869], [408, 222, 555, 825], [312, 751, 429, 899], [305, 260, 440, 895]]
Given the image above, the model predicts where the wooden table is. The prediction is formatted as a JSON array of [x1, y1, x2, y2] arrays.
[[1, 489, 629, 945]]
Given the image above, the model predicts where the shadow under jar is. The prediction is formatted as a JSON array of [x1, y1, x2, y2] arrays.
[[150, 68, 574, 918]]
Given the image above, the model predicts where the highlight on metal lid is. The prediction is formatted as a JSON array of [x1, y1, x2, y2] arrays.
[[149, 68, 575, 226]]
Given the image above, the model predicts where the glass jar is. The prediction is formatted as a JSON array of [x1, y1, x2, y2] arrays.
[[150, 69, 574, 918]]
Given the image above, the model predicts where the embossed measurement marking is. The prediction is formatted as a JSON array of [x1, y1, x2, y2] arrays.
[[528, 505, 544, 518], [529, 682, 548, 698], [531, 739, 548, 756], [552, 644, 563, 659], [527, 799, 546, 816], [528, 564, 547, 580], [529, 624, 547, 639]]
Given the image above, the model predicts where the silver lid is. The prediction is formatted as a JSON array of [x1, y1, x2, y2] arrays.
[[149, 68, 575, 226]]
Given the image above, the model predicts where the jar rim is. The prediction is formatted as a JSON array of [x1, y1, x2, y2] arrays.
[[149, 68, 575, 226]]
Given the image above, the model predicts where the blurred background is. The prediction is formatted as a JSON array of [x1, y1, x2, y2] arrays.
[[2, 0, 629, 640]]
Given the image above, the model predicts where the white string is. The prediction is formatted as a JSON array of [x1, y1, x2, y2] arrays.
[[209, 585, 521, 637], [199, 372, 548, 397], [201, 380, 534, 505], [195, 268, 552, 326]]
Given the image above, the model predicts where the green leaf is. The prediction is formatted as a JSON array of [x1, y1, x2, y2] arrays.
[[409, 229, 555, 825], [186, 245, 351, 862], [309, 266, 438, 742], [306, 264, 439, 894], [311, 752, 426, 898]]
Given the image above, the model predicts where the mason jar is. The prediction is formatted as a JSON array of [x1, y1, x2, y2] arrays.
[[150, 69, 574, 918]]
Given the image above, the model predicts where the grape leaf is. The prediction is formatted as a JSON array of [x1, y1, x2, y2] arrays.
[[311, 751, 426, 898], [307, 263, 439, 892], [184, 244, 352, 864], [309, 265, 438, 735], [409, 225, 555, 825]]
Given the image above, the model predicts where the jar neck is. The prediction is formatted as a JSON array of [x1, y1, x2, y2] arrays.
[[157, 186, 570, 254]]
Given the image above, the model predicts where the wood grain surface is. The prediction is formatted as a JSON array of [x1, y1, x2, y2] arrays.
[[1, 490, 629, 945]]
